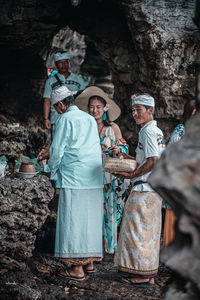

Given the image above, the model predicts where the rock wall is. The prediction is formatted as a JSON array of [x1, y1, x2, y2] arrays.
[[120, 0, 199, 117], [148, 2, 200, 295], [43, 26, 86, 74], [0, 0, 199, 150], [0, 176, 54, 272], [67, 0, 199, 145], [0, 122, 48, 167]]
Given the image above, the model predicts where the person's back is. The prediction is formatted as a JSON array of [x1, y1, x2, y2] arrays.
[[49, 106, 103, 189], [47, 86, 104, 279]]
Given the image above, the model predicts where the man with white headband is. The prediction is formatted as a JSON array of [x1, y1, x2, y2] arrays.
[[114, 93, 166, 286], [43, 51, 85, 141], [43, 85, 104, 281]]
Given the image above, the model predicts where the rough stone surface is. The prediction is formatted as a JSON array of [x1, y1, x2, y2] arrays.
[[120, 1, 199, 117], [0, 253, 172, 300], [194, 1, 200, 31], [81, 37, 114, 98], [67, 0, 199, 146], [148, 113, 200, 299], [0, 176, 54, 272], [0, 0, 199, 149], [43, 26, 86, 74], [0, 122, 49, 170]]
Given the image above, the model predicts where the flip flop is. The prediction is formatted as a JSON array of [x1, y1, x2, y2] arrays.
[[84, 267, 97, 274], [58, 270, 85, 281], [120, 277, 150, 287]]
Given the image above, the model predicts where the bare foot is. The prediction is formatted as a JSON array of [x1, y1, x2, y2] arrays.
[[128, 278, 149, 284], [84, 262, 94, 271], [149, 278, 155, 284], [68, 266, 85, 278], [60, 265, 85, 279], [59, 270, 85, 281]]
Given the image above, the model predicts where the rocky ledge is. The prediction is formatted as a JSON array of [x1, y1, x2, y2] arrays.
[[0, 175, 54, 273]]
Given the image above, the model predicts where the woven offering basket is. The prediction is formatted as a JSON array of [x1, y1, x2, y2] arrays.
[[104, 157, 137, 173]]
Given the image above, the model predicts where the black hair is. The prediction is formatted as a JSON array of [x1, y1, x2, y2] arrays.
[[143, 105, 154, 115], [143, 105, 152, 110], [61, 95, 75, 105], [88, 95, 112, 126], [54, 95, 75, 107]]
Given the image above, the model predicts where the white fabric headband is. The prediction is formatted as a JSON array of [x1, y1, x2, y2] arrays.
[[54, 52, 70, 62], [131, 94, 155, 108], [51, 86, 77, 105]]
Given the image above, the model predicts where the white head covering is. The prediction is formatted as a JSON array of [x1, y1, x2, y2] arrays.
[[51, 86, 77, 105], [54, 51, 70, 62], [131, 94, 155, 108]]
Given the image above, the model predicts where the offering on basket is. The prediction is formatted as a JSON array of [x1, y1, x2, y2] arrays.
[[104, 156, 137, 173]]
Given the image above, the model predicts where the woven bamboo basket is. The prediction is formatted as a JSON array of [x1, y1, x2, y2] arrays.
[[104, 157, 137, 173]]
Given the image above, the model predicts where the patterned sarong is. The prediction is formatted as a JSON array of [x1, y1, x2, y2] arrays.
[[114, 191, 162, 276]]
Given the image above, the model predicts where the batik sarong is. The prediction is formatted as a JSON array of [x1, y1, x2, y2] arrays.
[[114, 191, 162, 276]]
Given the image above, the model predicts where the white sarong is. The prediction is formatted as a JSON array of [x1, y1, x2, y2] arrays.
[[55, 188, 104, 258]]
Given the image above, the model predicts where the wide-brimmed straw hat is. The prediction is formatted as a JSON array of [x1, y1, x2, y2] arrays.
[[74, 86, 121, 121]]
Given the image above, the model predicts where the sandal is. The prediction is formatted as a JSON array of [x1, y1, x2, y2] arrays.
[[58, 270, 85, 282], [84, 267, 97, 274], [120, 277, 152, 287]]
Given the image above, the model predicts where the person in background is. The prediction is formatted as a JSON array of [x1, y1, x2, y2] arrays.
[[162, 99, 196, 247], [43, 51, 85, 141], [75, 86, 129, 254], [114, 93, 166, 285], [43, 85, 104, 281]]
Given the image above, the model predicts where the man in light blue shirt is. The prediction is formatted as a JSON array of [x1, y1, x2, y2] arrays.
[[43, 51, 85, 141], [48, 85, 103, 281]]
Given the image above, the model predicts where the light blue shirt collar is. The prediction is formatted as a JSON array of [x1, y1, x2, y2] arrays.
[[66, 105, 79, 113]]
